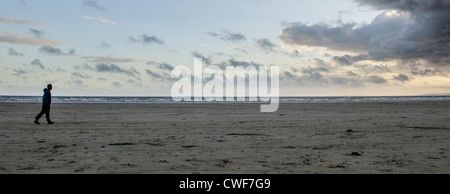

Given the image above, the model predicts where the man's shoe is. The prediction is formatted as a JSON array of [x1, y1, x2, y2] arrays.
[[48, 121, 55, 124], [34, 120, 40, 125]]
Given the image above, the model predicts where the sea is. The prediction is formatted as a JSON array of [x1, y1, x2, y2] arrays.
[[1, 96, 450, 104]]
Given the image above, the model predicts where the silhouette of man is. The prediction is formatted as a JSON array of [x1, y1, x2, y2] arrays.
[[34, 84, 54, 124]]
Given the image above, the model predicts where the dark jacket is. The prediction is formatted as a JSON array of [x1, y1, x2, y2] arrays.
[[42, 88, 51, 106]]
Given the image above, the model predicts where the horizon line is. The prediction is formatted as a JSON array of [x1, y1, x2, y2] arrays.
[[1, 94, 450, 98]]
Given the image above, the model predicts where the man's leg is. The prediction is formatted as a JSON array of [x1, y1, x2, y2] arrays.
[[35, 106, 46, 123], [45, 105, 50, 122], [34, 106, 45, 121], [44, 105, 54, 124]]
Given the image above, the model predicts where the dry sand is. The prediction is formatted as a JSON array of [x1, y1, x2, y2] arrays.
[[0, 102, 449, 174]]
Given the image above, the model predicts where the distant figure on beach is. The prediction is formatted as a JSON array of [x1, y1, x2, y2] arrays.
[[34, 84, 54, 125]]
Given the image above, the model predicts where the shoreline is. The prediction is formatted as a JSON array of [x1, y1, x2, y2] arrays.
[[1, 96, 450, 105]]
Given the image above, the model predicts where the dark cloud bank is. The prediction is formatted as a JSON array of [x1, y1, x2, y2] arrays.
[[280, 0, 450, 66]]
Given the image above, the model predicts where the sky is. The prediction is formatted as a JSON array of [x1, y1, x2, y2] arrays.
[[1, 0, 449, 96]]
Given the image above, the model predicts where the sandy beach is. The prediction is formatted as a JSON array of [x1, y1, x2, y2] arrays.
[[0, 102, 449, 174]]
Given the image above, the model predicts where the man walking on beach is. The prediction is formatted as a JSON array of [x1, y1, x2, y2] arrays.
[[34, 84, 54, 124]]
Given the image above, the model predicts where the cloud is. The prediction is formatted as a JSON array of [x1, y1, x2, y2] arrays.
[[301, 66, 329, 75], [346, 71, 361, 77], [82, 16, 116, 24], [293, 66, 331, 86], [226, 59, 263, 68], [31, 59, 45, 69], [255, 38, 277, 52], [29, 29, 45, 38], [207, 31, 246, 43], [281, 68, 376, 88], [333, 55, 352, 66], [112, 81, 122, 88], [255, 38, 301, 57], [8, 48, 24, 56], [38, 46, 76, 56], [281, 69, 329, 87], [192, 52, 212, 65], [329, 76, 365, 87], [233, 46, 249, 53], [289, 50, 302, 58], [125, 79, 145, 88], [12, 68, 27, 77], [147, 62, 174, 71], [126, 79, 135, 84], [75, 64, 94, 71], [280, 22, 367, 52], [82, 0, 106, 11], [0, 17, 43, 26], [207, 32, 218, 37], [97, 42, 111, 48], [145, 69, 163, 79], [82, 56, 147, 63], [0, 31, 65, 46], [367, 75, 388, 84], [56, 68, 67, 73], [72, 72, 91, 79], [411, 68, 444, 76], [156, 63, 174, 71], [402, 60, 446, 76], [38, 46, 64, 56], [393, 74, 410, 82], [66, 79, 86, 88], [332, 54, 369, 66], [129, 34, 164, 45], [280, 59, 392, 87], [355, 0, 450, 12], [19, 1, 27, 7], [355, 64, 391, 74], [95, 63, 140, 77], [280, 0, 450, 65]]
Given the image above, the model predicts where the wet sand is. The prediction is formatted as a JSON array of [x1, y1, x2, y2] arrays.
[[0, 102, 449, 173]]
